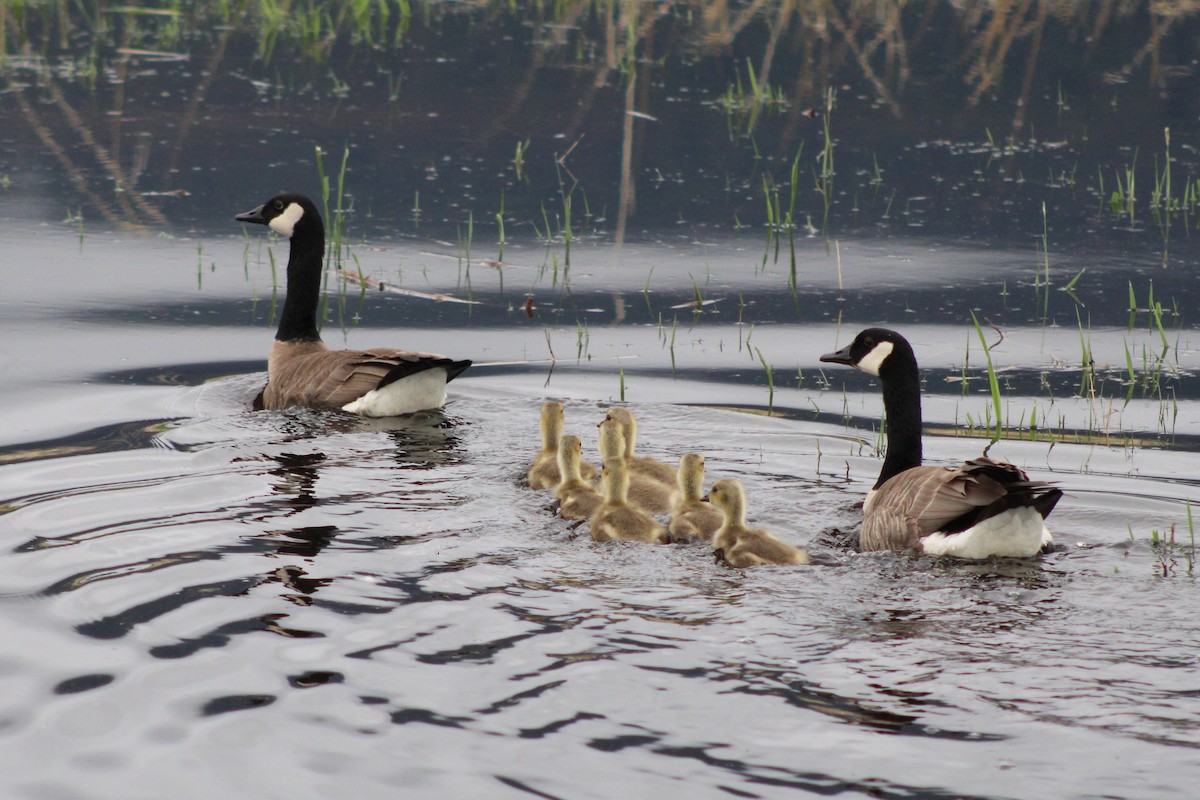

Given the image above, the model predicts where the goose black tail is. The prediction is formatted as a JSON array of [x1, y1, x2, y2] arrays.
[[1031, 487, 1063, 519], [376, 357, 473, 388], [942, 459, 1063, 533], [444, 359, 473, 383]]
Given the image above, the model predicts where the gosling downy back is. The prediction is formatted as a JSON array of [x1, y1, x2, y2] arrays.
[[237, 193, 470, 416], [820, 328, 1061, 558]]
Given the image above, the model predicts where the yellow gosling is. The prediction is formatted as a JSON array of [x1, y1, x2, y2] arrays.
[[590, 458, 668, 544], [709, 479, 809, 568], [598, 418, 672, 515], [555, 435, 603, 521], [603, 407, 677, 486], [527, 401, 565, 489], [668, 453, 724, 543], [528, 401, 595, 489]]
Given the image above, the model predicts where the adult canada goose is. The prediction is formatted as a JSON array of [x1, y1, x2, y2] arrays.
[[598, 418, 672, 514], [589, 458, 669, 544], [236, 193, 471, 415], [820, 327, 1062, 558], [709, 479, 810, 567], [528, 401, 597, 489], [602, 408, 677, 486], [554, 435, 603, 521], [668, 453, 724, 543]]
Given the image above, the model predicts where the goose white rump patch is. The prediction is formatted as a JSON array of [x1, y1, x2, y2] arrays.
[[920, 506, 1052, 559], [341, 367, 449, 417], [269, 202, 305, 238]]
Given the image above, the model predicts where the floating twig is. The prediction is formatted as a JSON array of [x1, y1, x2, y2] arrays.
[[338, 270, 481, 304]]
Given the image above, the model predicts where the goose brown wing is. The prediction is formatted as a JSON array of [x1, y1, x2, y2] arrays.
[[948, 457, 1063, 528], [861, 458, 1058, 551], [313, 353, 401, 408], [267, 348, 470, 410], [861, 464, 1008, 550], [859, 498, 926, 551]]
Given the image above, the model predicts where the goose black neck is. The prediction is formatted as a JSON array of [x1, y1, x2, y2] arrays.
[[275, 227, 325, 343], [877, 357, 923, 488]]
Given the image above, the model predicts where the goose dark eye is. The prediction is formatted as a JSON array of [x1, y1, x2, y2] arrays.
[[863, 337, 875, 348], [273, 200, 284, 210]]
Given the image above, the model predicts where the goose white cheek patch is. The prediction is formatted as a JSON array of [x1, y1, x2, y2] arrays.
[[855, 341, 893, 376], [269, 203, 305, 238]]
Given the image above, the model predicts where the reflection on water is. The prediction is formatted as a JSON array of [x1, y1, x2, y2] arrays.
[[4, 2, 1199, 252], [266, 451, 326, 515], [0, 418, 182, 467]]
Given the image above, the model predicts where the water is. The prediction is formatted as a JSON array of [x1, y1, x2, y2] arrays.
[[3, 4, 1200, 798]]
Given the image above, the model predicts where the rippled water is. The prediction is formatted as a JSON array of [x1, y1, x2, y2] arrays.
[[2, 226, 1199, 798]]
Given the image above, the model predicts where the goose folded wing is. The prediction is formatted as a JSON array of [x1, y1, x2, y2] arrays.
[[862, 465, 1009, 549], [274, 349, 457, 409]]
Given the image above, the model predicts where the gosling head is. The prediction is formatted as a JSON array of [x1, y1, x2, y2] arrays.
[[603, 407, 638, 454], [235, 193, 323, 240], [708, 478, 747, 521]]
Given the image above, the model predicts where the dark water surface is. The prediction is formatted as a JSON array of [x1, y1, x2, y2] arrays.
[[3, 3, 1200, 798]]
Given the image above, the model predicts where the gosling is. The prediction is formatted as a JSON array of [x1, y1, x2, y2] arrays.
[[590, 458, 668, 544], [709, 479, 809, 567], [528, 401, 596, 489], [603, 407, 677, 486], [554, 435, 603, 521], [598, 418, 672, 515], [668, 453, 724, 543]]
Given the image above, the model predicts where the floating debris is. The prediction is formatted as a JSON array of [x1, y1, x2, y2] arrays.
[[339, 270, 480, 305]]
